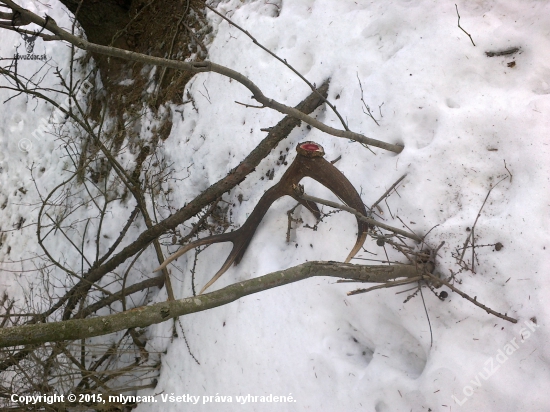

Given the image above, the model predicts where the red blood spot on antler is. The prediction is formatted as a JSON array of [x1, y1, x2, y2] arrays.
[[297, 141, 325, 158], [301, 143, 320, 152]]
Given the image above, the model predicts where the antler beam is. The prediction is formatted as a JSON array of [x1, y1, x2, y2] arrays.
[[155, 141, 370, 293]]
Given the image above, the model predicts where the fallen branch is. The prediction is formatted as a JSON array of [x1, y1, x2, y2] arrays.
[[1, 0, 403, 154], [485, 47, 519, 57], [0, 261, 422, 348], [297, 191, 422, 242], [47, 79, 332, 320]]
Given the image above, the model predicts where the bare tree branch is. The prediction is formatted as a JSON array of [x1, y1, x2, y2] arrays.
[[422, 272, 517, 323], [297, 191, 422, 242], [0, 0, 403, 154], [44, 79, 333, 320], [0, 261, 423, 347]]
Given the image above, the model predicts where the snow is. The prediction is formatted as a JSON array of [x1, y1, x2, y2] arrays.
[[1, 0, 549, 411]]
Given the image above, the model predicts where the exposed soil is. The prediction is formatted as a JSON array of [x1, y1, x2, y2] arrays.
[[77, 0, 212, 180]]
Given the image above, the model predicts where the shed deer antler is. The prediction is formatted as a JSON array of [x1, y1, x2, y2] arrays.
[[154, 141, 370, 293]]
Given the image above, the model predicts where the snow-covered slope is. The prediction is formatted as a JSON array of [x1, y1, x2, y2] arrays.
[[138, 1, 550, 411], [1, 0, 549, 411]]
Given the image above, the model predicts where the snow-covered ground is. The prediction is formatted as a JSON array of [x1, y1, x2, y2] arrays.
[[1, 0, 549, 411]]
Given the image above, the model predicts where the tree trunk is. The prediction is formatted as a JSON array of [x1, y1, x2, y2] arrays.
[[58, 0, 132, 47]]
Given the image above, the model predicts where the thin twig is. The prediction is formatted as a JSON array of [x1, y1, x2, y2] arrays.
[[422, 272, 517, 323], [356, 72, 380, 126], [371, 174, 407, 209], [455, 4, 475, 46], [299, 192, 422, 242], [421, 223, 440, 242], [379, 236, 415, 263], [204, 3, 350, 131], [330, 155, 341, 165], [347, 276, 422, 295], [458, 177, 508, 266], [235, 100, 265, 109], [504, 160, 513, 183], [176, 318, 200, 365], [419, 283, 433, 347], [395, 215, 421, 243], [471, 223, 476, 273]]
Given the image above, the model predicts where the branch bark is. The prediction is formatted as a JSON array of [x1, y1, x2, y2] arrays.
[[75, 275, 165, 319], [0, 261, 421, 348]]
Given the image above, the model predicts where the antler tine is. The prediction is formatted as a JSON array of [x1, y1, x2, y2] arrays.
[[198, 256, 238, 294], [198, 169, 317, 293], [344, 231, 369, 263], [153, 231, 235, 273], [293, 142, 371, 263]]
